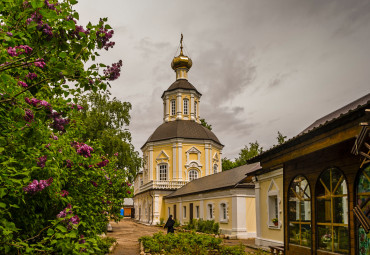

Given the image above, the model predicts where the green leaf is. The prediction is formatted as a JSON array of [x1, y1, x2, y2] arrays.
[[0, 188, 6, 198], [59, 52, 67, 58], [47, 228, 54, 236], [0, 202, 6, 208], [56, 225, 67, 233]]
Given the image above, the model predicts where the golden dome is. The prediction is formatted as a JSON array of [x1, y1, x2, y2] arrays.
[[171, 34, 192, 71]]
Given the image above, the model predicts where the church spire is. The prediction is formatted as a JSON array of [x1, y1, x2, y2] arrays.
[[171, 34, 192, 80]]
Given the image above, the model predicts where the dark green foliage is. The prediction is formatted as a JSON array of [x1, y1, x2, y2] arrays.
[[222, 141, 263, 171], [276, 131, 287, 145], [97, 237, 116, 254], [200, 118, 212, 130], [183, 219, 219, 234]]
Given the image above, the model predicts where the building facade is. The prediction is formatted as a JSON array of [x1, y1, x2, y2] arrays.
[[134, 37, 223, 225], [249, 93, 370, 254]]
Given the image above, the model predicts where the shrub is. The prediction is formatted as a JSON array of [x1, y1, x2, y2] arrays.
[[139, 231, 246, 255]]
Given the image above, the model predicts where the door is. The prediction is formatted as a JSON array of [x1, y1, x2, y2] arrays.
[[190, 203, 194, 221], [173, 205, 177, 220]]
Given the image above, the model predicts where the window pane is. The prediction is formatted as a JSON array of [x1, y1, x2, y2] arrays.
[[288, 201, 299, 221], [301, 224, 311, 247], [300, 201, 311, 222], [333, 197, 348, 224], [317, 198, 331, 223], [334, 226, 349, 254], [289, 223, 300, 245], [318, 225, 332, 251], [334, 178, 348, 195]]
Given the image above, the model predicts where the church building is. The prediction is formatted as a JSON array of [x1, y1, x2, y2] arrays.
[[133, 36, 224, 225]]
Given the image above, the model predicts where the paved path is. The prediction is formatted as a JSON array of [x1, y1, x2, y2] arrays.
[[107, 218, 263, 255], [108, 218, 165, 255]]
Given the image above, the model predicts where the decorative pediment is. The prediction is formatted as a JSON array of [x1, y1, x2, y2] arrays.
[[213, 153, 219, 162], [186, 146, 201, 154], [156, 150, 169, 164], [268, 179, 279, 194]]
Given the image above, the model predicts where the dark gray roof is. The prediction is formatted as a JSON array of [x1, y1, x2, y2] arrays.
[[249, 93, 370, 164], [165, 163, 260, 199], [142, 120, 222, 148], [161, 79, 202, 98], [300, 93, 370, 135]]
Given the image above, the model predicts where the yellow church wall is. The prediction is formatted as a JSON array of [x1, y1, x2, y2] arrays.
[[246, 197, 256, 233], [259, 174, 284, 243], [151, 144, 174, 180]]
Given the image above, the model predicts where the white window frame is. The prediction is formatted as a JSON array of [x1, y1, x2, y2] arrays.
[[213, 164, 218, 174], [159, 164, 168, 181], [183, 206, 186, 219], [195, 205, 200, 219], [219, 202, 228, 223], [171, 100, 176, 116], [183, 99, 188, 115], [188, 169, 198, 181], [267, 179, 280, 228], [207, 203, 214, 220]]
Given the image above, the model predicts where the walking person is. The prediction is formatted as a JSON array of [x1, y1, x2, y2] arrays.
[[164, 215, 175, 234]]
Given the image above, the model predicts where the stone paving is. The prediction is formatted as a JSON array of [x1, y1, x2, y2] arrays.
[[107, 218, 263, 255]]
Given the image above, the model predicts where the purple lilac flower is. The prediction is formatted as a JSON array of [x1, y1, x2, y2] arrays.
[[34, 58, 46, 68], [7, 45, 33, 57], [26, 72, 37, 80], [57, 204, 72, 218], [24, 109, 34, 122], [114, 152, 118, 156], [50, 133, 58, 140], [127, 190, 131, 194], [18, 81, 28, 88], [69, 215, 80, 225], [44, 0, 57, 10], [6, 32, 13, 36], [7, 47, 17, 57], [79, 235, 86, 244], [96, 21, 115, 50], [60, 190, 69, 197], [37, 155, 47, 168], [97, 159, 109, 168], [50, 111, 69, 132], [91, 181, 98, 187], [76, 143, 93, 158], [103, 60, 123, 81], [23, 177, 53, 194], [66, 160, 73, 168]]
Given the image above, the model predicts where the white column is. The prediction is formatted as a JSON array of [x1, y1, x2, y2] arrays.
[[149, 146, 153, 181], [190, 94, 195, 121], [165, 96, 169, 122], [253, 179, 261, 245], [176, 93, 182, 120], [232, 194, 247, 237], [209, 146, 212, 174], [178, 142, 182, 180], [153, 194, 160, 225], [219, 151, 222, 171], [172, 143, 177, 181], [205, 143, 210, 176], [179, 201, 183, 224], [199, 198, 204, 219], [196, 99, 200, 123]]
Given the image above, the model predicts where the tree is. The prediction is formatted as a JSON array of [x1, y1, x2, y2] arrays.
[[222, 141, 263, 171], [76, 91, 141, 182], [276, 131, 287, 145], [0, 1, 133, 253], [200, 118, 212, 130]]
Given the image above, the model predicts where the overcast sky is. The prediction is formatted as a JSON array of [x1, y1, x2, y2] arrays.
[[75, 0, 370, 159]]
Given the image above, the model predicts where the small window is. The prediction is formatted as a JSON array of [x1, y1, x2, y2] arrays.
[[183, 206, 186, 218], [171, 100, 176, 116], [194, 101, 197, 117], [159, 164, 167, 181], [220, 203, 227, 221], [140, 178, 143, 186], [189, 170, 198, 181], [268, 195, 278, 225], [196, 206, 199, 219], [213, 164, 218, 174], [208, 204, 213, 219], [183, 99, 188, 115]]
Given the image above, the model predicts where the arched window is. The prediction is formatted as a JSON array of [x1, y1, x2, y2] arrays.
[[316, 168, 348, 253], [213, 164, 218, 174], [183, 99, 188, 115], [288, 175, 311, 247], [188, 170, 198, 181], [159, 164, 168, 181], [356, 164, 370, 255], [171, 100, 176, 116], [194, 101, 197, 117]]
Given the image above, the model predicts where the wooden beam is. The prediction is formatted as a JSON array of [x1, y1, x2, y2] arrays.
[[365, 142, 370, 150], [360, 151, 370, 160]]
